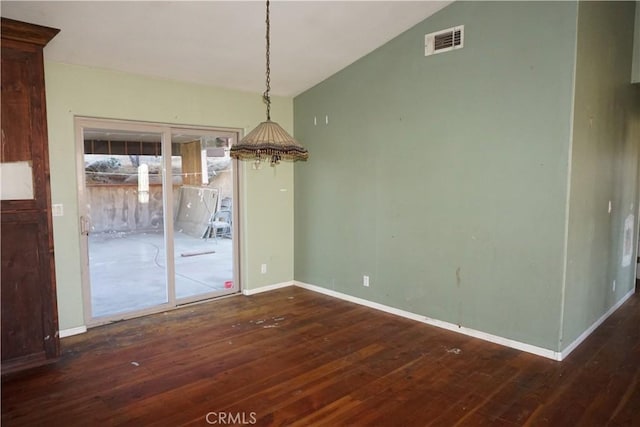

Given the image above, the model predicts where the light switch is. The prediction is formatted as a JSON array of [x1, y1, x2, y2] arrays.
[[52, 204, 63, 217]]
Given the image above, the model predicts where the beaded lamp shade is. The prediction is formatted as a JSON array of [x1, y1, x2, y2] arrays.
[[231, 120, 308, 165]]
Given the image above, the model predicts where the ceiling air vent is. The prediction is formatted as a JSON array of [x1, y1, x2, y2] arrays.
[[425, 25, 464, 56]]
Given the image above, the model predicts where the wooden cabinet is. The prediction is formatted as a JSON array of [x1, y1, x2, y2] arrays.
[[1, 18, 60, 374]]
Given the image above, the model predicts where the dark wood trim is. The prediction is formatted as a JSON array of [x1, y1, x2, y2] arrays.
[[0, 352, 55, 376], [0, 17, 59, 46]]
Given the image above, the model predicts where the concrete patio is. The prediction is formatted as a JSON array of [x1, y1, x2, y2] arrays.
[[88, 230, 234, 318]]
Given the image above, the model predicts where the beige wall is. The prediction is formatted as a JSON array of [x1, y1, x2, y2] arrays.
[[45, 62, 295, 330]]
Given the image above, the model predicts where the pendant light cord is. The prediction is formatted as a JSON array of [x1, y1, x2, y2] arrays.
[[263, 0, 271, 121]]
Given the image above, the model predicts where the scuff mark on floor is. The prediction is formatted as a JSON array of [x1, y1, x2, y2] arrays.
[[251, 316, 286, 329]]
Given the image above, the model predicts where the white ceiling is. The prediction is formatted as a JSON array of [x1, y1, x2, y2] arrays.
[[1, 1, 451, 97]]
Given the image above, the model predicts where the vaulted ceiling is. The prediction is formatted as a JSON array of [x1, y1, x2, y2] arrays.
[[2, 1, 451, 96]]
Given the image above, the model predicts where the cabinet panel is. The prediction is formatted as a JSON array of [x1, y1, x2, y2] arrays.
[[1, 219, 45, 361], [1, 38, 49, 210], [0, 46, 35, 163]]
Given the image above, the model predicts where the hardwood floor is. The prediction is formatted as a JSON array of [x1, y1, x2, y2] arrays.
[[2, 287, 639, 426]]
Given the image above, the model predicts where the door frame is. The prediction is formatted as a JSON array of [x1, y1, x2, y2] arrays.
[[75, 116, 243, 326]]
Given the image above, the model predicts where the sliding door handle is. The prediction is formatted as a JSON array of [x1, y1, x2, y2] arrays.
[[80, 216, 90, 236]]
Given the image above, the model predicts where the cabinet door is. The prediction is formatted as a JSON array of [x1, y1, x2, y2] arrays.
[[1, 212, 58, 369]]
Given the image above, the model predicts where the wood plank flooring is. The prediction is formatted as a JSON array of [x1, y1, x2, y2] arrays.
[[2, 287, 639, 426]]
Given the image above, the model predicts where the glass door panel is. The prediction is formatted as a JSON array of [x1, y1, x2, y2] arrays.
[[171, 132, 236, 301], [84, 128, 168, 318]]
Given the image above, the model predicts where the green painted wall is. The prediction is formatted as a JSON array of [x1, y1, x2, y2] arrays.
[[561, 1, 640, 350], [294, 1, 578, 350], [45, 62, 295, 330]]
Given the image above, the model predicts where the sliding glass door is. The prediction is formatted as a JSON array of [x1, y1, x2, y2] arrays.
[[77, 119, 239, 324]]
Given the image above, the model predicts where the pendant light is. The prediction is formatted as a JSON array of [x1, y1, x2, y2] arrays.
[[230, 0, 309, 168]]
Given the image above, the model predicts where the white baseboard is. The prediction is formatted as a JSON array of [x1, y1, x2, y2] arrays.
[[294, 281, 561, 360], [560, 287, 635, 360], [242, 280, 294, 296], [62, 280, 632, 359], [59, 326, 87, 338]]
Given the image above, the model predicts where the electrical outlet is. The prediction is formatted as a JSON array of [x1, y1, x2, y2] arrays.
[[612, 280, 616, 292], [261, 264, 267, 274], [363, 275, 370, 287]]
